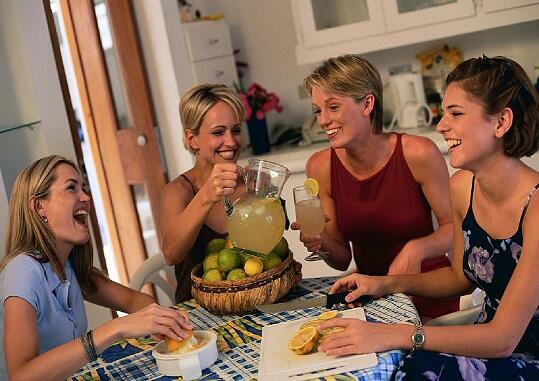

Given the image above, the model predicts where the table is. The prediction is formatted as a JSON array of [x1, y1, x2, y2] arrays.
[[70, 277, 418, 381]]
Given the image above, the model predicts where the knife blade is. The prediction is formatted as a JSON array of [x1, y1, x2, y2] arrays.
[[256, 292, 371, 314]]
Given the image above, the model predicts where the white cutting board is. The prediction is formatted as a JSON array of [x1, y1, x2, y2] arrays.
[[257, 307, 377, 381]]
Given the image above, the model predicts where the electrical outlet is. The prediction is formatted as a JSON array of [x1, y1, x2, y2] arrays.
[[297, 84, 308, 100]]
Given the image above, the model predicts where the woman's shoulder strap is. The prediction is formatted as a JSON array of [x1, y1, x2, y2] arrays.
[[180, 173, 197, 195]]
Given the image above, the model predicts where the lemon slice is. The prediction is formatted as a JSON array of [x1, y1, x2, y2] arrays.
[[304, 178, 319, 197], [318, 310, 338, 320], [288, 326, 319, 355]]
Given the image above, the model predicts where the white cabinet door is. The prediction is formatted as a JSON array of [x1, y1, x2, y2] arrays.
[[483, 0, 539, 13], [292, 0, 385, 48], [183, 20, 233, 61], [191, 55, 238, 87], [381, 0, 475, 32]]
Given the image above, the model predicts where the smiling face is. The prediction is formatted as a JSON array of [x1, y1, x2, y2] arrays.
[[436, 83, 502, 171], [36, 164, 90, 257], [187, 101, 242, 164], [311, 86, 372, 148]]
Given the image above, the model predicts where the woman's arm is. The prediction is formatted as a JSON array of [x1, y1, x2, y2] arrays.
[[5, 278, 191, 381], [321, 171, 539, 358], [388, 135, 454, 275], [84, 268, 154, 313], [160, 163, 238, 265], [294, 149, 352, 271]]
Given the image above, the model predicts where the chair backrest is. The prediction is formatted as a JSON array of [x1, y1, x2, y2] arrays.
[[129, 253, 177, 306]]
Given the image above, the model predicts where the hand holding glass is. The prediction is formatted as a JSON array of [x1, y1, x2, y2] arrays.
[[293, 185, 329, 261]]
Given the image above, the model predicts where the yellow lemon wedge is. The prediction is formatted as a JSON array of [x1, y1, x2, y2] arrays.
[[288, 326, 319, 355], [304, 178, 320, 197], [318, 310, 338, 320]]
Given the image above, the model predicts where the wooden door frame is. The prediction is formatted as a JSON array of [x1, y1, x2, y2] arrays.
[[57, 0, 166, 283], [42, 0, 109, 273]]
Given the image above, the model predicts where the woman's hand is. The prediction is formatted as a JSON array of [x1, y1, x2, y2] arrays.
[[200, 163, 239, 204], [291, 214, 330, 252], [317, 319, 389, 355], [113, 303, 193, 341], [330, 273, 389, 302]]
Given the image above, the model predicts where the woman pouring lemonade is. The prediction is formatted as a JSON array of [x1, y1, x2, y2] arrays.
[[160, 84, 245, 303]]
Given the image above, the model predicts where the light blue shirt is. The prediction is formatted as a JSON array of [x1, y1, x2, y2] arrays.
[[0, 253, 88, 377]]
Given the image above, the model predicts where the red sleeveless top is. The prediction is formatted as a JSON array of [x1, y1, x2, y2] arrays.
[[330, 133, 458, 317]]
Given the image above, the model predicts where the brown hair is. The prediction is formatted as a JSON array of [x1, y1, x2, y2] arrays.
[[1, 155, 96, 295], [446, 56, 539, 157], [180, 83, 245, 154], [304, 54, 384, 134]]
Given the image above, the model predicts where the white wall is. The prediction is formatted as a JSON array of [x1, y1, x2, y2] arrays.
[[188, 1, 539, 132], [0, 0, 112, 325], [133, 0, 195, 179]]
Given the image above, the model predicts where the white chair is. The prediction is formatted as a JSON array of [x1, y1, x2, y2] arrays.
[[426, 288, 485, 326], [129, 252, 177, 306]]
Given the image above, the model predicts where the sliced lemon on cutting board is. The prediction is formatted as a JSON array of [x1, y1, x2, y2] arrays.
[[304, 178, 319, 197], [288, 326, 319, 355], [318, 310, 338, 320]]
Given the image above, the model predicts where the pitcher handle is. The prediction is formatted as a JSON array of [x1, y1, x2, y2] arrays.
[[224, 165, 247, 217]]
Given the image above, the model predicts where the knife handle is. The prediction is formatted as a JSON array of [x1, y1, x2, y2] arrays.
[[326, 292, 371, 308]]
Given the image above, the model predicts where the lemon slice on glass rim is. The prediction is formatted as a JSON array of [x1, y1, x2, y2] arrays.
[[304, 178, 319, 197]]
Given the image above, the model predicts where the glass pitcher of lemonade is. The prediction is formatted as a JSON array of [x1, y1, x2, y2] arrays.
[[226, 159, 290, 255]]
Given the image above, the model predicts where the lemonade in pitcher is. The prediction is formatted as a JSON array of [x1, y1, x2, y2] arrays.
[[225, 159, 290, 255], [228, 195, 285, 254]]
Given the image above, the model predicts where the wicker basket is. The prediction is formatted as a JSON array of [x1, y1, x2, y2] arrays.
[[191, 251, 302, 315]]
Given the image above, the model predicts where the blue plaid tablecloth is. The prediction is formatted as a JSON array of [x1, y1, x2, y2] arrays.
[[70, 277, 418, 381]]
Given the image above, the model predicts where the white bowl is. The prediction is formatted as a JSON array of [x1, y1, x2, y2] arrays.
[[152, 330, 218, 380]]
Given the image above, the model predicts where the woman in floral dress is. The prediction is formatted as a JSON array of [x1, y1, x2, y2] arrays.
[[316, 56, 539, 380]]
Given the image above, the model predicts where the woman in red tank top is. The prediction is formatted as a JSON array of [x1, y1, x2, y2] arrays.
[[292, 55, 458, 318]]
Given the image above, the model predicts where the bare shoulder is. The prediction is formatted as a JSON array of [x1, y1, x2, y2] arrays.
[[162, 174, 195, 209], [401, 133, 443, 164], [449, 170, 473, 212], [306, 147, 331, 183]]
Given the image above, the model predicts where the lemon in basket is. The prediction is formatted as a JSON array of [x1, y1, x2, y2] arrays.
[[227, 268, 247, 281], [271, 237, 289, 258], [203, 269, 224, 282], [263, 253, 281, 271], [288, 326, 319, 355], [205, 238, 226, 255], [218, 249, 242, 273], [203, 252, 220, 273], [244, 257, 263, 276]]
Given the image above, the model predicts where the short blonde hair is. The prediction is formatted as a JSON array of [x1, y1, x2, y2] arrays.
[[179, 84, 245, 154], [1, 155, 96, 295], [304, 54, 384, 134]]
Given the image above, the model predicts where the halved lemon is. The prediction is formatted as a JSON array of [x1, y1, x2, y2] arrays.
[[288, 326, 319, 355], [318, 310, 338, 320], [304, 178, 319, 197]]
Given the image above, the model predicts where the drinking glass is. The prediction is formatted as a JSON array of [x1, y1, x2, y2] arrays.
[[293, 185, 330, 261]]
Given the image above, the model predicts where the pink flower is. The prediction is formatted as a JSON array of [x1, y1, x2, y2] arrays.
[[236, 82, 283, 122]]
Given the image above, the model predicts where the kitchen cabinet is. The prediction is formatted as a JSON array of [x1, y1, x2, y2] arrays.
[[381, 0, 475, 32], [291, 0, 539, 64], [292, 0, 385, 48], [182, 20, 238, 87]]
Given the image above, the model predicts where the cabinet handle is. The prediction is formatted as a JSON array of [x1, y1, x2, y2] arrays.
[[215, 70, 225, 77], [209, 38, 219, 44]]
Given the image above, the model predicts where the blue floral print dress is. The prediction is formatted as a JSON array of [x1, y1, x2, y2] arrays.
[[394, 178, 539, 381]]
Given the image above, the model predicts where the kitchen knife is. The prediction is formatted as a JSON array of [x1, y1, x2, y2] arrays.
[[256, 292, 371, 314]]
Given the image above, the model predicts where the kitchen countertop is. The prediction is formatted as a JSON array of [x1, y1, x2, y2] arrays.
[[240, 126, 447, 173]]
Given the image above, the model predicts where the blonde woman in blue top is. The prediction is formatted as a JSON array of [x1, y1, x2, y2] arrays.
[[0, 156, 192, 381]]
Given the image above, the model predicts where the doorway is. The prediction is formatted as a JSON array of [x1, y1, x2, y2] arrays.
[[48, 0, 168, 285]]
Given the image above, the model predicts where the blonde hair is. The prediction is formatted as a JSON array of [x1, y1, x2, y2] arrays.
[[304, 54, 384, 134], [179, 83, 245, 154], [1, 155, 96, 295]]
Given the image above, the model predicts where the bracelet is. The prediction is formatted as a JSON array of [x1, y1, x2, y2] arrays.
[[80, 330, 99, 362]]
